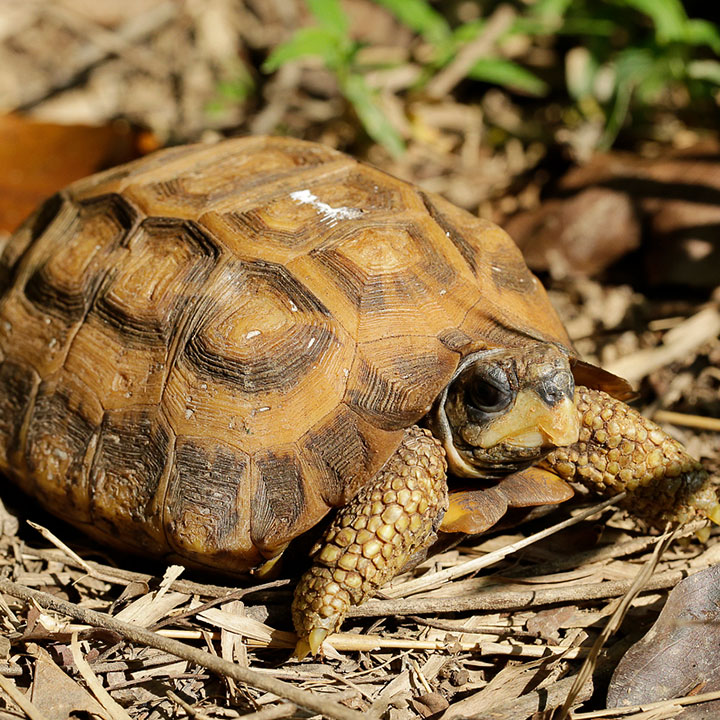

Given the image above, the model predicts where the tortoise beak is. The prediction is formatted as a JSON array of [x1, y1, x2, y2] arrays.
[[477, 389, 580, 449]]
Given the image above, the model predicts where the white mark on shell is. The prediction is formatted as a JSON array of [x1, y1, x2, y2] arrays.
[[289, 300, 299, 312], [245, 330, 261, 339], [290, 189, 363, 227], [307, 336, 316, 349]]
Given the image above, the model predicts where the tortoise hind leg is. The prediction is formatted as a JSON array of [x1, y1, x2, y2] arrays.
[[292, 425, 448, 658]]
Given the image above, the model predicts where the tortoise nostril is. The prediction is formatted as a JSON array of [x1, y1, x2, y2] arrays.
[[537, 370, 575, 407]]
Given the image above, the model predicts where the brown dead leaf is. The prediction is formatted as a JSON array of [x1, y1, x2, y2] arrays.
[[607, 564, 720, 718], [28, 645, 108, 720], [0, 114, 152, 233], [527, 606, 581, 643], [506, 142, 720, 287], [409, 691, 449, 718]]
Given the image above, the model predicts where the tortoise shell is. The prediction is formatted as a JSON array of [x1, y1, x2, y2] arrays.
[[0, 136, 598, 572]]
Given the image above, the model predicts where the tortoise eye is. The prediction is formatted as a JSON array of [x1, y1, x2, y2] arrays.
[[466, 381, 512, 416]]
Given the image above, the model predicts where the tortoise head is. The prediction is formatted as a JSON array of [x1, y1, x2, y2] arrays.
[[430, 344, 579, 478]]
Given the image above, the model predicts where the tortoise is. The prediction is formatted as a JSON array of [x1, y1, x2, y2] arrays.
[[0, 136, 715, 658]]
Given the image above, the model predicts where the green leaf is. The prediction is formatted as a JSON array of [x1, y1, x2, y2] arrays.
[[342, 74, 405, 156], [617, 0, 688, 43], [611, 47, 656, 89], [530, 0, 574, 20], [684, 19, 720, 54], [372, 0, 451, 47], [307, 0, 348, 37], [263, 27, 342, 72], [467, 57, 548, 96]]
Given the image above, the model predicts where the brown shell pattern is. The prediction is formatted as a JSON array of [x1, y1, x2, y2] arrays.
[[0, 136, 573, 572]]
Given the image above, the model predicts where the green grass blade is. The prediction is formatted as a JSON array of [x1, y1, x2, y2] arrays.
[[372, 0, 451, 46], [684, 19, 720, 53], [307, 0, 348, 36], [468, 57, 548, 95], [617, 0, 688, 43], [263, 27, 342, 72], [342, 74, 405, 156], [530, 0, 574, 20]]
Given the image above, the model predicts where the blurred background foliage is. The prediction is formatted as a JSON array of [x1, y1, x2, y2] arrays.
[[260, 0, 720, 157], [2, 0, 718, 231]]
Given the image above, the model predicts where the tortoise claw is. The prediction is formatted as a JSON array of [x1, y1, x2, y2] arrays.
[[308, 628, 328, 656], [293, 628, 328, 660], [706, 503, 720, 526], [294, 638, 311, 661]]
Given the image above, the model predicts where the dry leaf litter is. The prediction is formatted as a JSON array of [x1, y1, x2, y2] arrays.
[[0, 1, 719, 719]]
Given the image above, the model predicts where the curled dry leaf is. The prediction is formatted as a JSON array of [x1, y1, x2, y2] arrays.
[[607, 564, 720, 718]]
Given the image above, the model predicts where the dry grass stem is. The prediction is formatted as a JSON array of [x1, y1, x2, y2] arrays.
[[383, 494, 626, 599], [605, 307, 720, 384], [350, 567, 692, 617], [652, 409, 720, 432], [427, 5, 516, 98], [572, 688, 720, 718], [166, 690, 216, 720], [556, 529, 677, 719], [0, 579, 369, 720], [70, 632, 131, 720]]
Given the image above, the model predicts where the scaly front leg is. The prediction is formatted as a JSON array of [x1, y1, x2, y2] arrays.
[[292, 425, 448, 659], [542, 386, 720, 527]]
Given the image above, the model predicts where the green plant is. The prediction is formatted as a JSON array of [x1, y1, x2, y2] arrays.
[[264, 0, 405, 156], [264, 0, 720, 154], [374, 0, 550, 95], [547, 0, 720, 147]]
